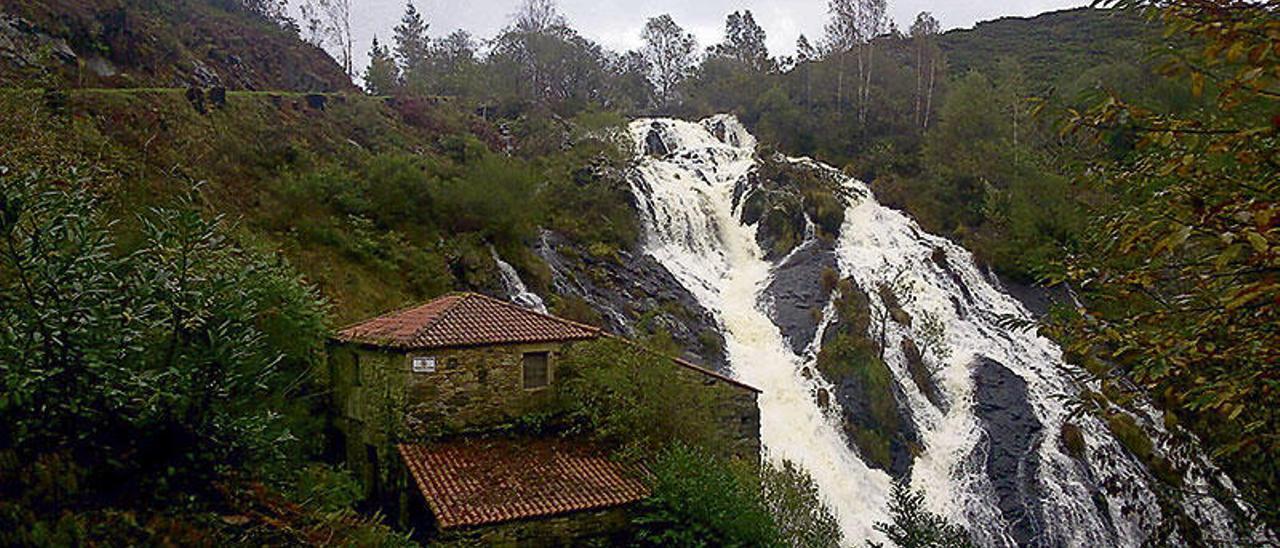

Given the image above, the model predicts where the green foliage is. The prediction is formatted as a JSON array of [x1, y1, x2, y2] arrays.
[[817, 332, 898, 470], [814, 283, 903, 472], [1053, 0, 1280, 526], [634, 444, 779, 547], [0, 173, 327, 485], [285, 463, 371, 514], [556, 338, 721, 461], [429, 153, 544, 246], [364, 36, 401, 95], [870, 480, 973, 548], [0, 169, 414, 543], [939, 8, 1154, 91], [762, 460, 843, 548]]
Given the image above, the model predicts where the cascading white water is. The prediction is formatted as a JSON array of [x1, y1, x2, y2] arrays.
[[626, 115, 1268, 547], [491, 246, 548, 314], [629, 116, 893, 542]]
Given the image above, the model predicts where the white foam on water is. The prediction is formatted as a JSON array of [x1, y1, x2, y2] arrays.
[[625, 115, 1267, 547]]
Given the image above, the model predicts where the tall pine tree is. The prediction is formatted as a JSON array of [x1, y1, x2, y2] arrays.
[[363, 35, 400, 95], [393, 1, 430, 79]]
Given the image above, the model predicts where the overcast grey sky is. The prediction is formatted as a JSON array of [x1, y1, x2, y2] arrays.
[[344, 0, 1088, 71]]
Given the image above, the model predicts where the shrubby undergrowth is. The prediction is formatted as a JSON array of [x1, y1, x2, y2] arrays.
[[0, 169, 406, 545]]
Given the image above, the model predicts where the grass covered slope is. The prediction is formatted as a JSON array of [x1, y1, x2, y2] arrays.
[[0, 87, 638, 325]]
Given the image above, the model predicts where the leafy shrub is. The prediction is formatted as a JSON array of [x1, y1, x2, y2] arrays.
[[634, 444, 779, 547], [0, 169, 327, 506], [363, 153, 436, 227], [551, 294, 604, 327], [871, 479, 973, 548], [762, 460, 843, 548], [430, 154, 544, 246], [556, 338, 720, 461]]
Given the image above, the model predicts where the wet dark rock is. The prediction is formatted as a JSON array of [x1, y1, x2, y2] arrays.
[[742, 189, 807, 261], [829, 366, 920, 479], [1060, 422, 1087, 460], [644, 123, 669, 157], [815, 280, 920, 479], [535, 230, 726, 371], [185, 86, 206, 114], [305, 93, 327, 111], [901, 338, 947, 411], [706, 118, 729, 143], [1000, 275, 1074, 318], [208, 86, 227, 109], [930, 247, 975, 305], [0, 14, 77, 67], [764, 239, 837, 354], [189, 59, 222, 88], [878, 284, 913, 326], [972, 356, 1046, 547]]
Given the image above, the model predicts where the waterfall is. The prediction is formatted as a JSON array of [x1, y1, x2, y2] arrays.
[[626, 115, 1269, 547], [491, 246, 548, 314]]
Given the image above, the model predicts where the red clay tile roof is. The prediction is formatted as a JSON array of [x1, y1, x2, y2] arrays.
[[334, 293, 600, 350], [398, 437, 650, 529]]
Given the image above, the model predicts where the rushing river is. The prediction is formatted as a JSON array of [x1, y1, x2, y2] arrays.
[[620, 115, 1270, 547]]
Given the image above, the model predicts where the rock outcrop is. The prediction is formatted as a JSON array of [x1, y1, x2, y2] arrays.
[[536, 230, 727, 371]]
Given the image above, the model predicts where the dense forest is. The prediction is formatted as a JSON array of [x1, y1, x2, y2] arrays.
[[0, 0, 1276, 545]]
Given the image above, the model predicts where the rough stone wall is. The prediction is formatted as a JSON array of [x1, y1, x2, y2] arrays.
[[668, 360, 762, 463], [329, 339, 761, 459], [326, 344, 404, 499], [327, 341, 571, 495], [400, 341, 566, 437]]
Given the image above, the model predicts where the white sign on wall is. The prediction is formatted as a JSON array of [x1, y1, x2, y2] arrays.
[[412, 356, 437, 373]]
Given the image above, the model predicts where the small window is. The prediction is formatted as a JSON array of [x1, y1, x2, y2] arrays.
[[522, 352, 550, 389], [412, 356, 437, 374], [352, 353, 362, 387]]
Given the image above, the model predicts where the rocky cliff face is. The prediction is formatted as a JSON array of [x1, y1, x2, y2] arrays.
[[534, 230, 727, 371], [0, 0, 354, 91]]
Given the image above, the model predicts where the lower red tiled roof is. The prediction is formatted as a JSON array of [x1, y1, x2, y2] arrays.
[[398, 437, 650, 530]]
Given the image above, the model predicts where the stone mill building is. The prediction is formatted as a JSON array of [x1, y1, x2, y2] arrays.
[[326, 292, 761, 544]]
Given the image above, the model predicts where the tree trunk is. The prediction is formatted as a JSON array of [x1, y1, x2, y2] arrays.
[[836, 53, 845, 118], [863, 41, 874, 126], [924, 57, 936, 130], [854, 45, 864, 125]]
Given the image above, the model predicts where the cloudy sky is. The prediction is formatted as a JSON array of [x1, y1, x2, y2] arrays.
[[342, 0, 1088, 70]]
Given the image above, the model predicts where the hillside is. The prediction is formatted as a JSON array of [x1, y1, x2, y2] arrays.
[[1, 0, 1276, 544], [0, 0, 353, 91], [939, 7, 1158, 91]]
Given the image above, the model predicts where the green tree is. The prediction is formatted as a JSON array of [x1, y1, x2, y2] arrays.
[[0, 171, 328, 499], [870, 480, 973, 548], [635, 444, 779, 547], [393, 1, 430, 83], [489, 12, 608, 110], [431, 30, 484, 97], [763, 460, 843, 548], [909, 12, 942, 131], [642, 14, 698, 110], [363, 35, 400, 95], [709, 11, 772, 72], [556, 338, 721, 460], [1058, 0, 1280, 527]]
